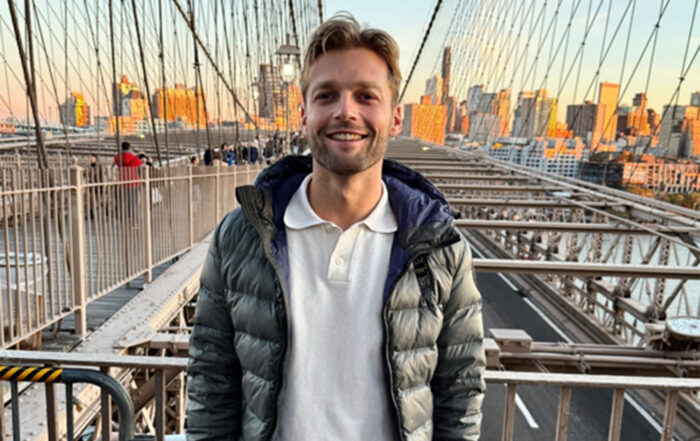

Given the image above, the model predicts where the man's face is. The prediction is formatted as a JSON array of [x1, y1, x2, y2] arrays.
[[302, 48, 402, 176]]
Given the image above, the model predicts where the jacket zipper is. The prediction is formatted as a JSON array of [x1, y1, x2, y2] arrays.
[[383, 260, 413, 441], [240, 188, 290, 441], [260, 237, 290, 441]]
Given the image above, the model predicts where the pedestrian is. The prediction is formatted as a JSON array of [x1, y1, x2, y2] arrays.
[[212, 151, 223, 167], [204, 145, 216, 166], [187, 13, 485, 441], [137, 151, 153, 167], [87, 154, 103, 220], [249, 138, 259, 164], [114, 141, 142, 224]]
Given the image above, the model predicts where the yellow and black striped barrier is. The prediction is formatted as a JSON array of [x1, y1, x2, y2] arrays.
[[0, 365, 143, 441], [0, 365, 63, 383]]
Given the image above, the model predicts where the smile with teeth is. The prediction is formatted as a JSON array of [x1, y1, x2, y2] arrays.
[[327, 132, 367, 141]]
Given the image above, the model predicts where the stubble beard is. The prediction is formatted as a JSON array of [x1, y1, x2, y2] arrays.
[[308, 125, 388, 176]]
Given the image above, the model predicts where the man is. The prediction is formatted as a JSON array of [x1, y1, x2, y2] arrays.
[[187, 13, 485, 441], [114, 141, 142, 224], [114, 141, 142, 175]]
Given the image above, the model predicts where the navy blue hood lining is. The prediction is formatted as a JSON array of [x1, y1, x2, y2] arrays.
[[253, 155, 454, 234], [250, 155, 458, 304]]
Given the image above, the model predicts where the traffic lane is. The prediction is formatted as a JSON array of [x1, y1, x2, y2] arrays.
[[474, 269, 660, 441]]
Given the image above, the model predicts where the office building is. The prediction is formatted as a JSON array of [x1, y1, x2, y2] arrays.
[[598, 82, 620, 142]]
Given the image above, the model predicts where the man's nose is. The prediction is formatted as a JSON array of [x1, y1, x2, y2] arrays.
[[333, 93, 358, 121]]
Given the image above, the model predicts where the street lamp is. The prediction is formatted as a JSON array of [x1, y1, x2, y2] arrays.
[[276, 37, 300, 155]]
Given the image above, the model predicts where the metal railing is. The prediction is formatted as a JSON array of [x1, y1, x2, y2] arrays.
[[0, 350, 698, 441], [0, 163, 262, 347], [0, 363, 149, 441]]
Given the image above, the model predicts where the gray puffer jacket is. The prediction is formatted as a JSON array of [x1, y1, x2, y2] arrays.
[[187, 155, 485, 441]]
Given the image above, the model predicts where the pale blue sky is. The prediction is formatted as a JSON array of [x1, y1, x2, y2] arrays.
[[324, 0, 700, 119], [0, 0, 698, 123]]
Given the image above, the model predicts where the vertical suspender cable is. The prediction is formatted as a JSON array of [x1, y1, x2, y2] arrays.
[[32, 0, 73, 155], [399, 0, 444, 104], [189, 0, 201, 156], [7, 0, 49, 168], [130, 0, 163, 165], [109, 0, 122, 167], [159, 0, 170, 164]]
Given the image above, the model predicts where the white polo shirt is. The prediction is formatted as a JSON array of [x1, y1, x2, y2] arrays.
[[276, 173, 397, 440]]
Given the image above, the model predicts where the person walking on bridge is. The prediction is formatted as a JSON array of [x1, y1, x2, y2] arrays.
[[114, 141, 142, 225], [187, 13, 485, 441]]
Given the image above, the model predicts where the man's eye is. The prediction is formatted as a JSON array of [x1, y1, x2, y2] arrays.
[[316, 93, 332, 100], [360, 93, 376, 101]]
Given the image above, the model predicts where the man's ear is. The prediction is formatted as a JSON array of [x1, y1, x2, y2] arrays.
[[390, 105, 402, 137], [301, 105, 308, 137]]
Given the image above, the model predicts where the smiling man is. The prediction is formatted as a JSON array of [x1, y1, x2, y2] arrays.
[[187, 13, 485, 441]]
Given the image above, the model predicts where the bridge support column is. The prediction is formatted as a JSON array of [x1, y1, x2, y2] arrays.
[[69, 167, 87, 335]]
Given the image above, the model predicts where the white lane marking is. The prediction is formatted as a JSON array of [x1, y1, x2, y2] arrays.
[[515, 393, 540, 429], [471, 247, 665, 436], [469, 245, 520, 291], [470, 246, 484, 259], [522, 298, 573, 344], [624, 392, 664, 436], [498, 273, 519, 291]]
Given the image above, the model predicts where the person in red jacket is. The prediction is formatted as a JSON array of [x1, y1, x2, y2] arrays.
[[114, 141, 142, 224]]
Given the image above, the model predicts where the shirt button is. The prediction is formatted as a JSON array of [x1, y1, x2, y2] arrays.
[[335, 257, 343, 266]]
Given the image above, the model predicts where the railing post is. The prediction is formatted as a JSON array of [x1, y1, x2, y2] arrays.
[[661, 390, 679, 441], [607, 388, 625, 441], [142, 167, 153, 283], [215, 164, 221, 220], [501, 383, 517, 441], [155, 369, 165, 441], [69, 166, 87, 336], [188, 165, 194, 248], [555, 386, 572, 441]]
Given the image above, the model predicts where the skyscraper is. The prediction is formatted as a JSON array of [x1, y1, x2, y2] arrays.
[[691, 92, 700, 107], [598, 82, 620, 142], [566, 101, 604, 146], [424, 75, 443, 106], [659, 105, 686, 156], [59, 92, 90, 127], [513, 90, 555, 139], [258, 64, 283, 120], [441, 47, 451, 105], [466, 84, 484, 119]]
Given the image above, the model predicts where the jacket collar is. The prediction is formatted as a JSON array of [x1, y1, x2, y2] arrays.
[[236, 155, 459, 253]]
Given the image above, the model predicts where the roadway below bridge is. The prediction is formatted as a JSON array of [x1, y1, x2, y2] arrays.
[[386, 139, 683, 440], [474, 254, 663, 440]]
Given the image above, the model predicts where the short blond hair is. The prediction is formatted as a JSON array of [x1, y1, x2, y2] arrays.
[[301, 13, 402, 106]]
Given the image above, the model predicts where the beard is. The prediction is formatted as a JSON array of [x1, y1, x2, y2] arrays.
[[307, 123, 388, 176]]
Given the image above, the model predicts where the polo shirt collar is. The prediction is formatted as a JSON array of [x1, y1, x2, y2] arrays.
[[283, 173, 397, 233]]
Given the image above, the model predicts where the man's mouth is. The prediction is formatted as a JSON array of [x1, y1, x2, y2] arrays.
[[326, 132, 368, 141]]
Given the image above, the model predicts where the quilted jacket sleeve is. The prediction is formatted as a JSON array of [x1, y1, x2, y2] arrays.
[[187, 219, 242, 440], [432, 236, 486, 440]]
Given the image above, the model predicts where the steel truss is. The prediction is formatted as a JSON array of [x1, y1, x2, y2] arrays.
[[388, 140, 700, 346]]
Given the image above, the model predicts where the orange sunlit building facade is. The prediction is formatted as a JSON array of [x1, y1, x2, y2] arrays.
[[402, 96, 448, 145], [152, 83, 207, 128]]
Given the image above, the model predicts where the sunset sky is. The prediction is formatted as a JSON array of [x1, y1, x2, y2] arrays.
[[0, 0, 698, 124]]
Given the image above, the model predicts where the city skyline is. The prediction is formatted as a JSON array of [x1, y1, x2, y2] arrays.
[[0, 1, 698, 125]]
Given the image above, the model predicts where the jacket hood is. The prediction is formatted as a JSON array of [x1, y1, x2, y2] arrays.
[[249, 154, 455, 241]]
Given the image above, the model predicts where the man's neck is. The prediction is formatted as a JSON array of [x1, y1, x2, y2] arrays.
[[307, 160, 384, 231]]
